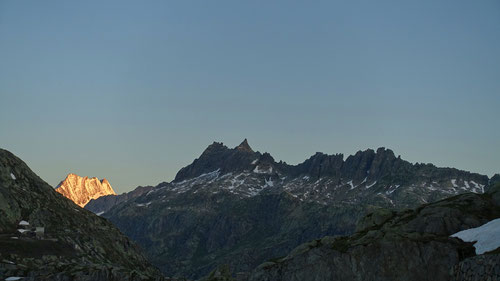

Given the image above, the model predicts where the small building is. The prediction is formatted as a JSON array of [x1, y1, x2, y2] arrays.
[[35, 227, 45, 239], [17, 220, 31, 237], [18, 220, 30, 229]]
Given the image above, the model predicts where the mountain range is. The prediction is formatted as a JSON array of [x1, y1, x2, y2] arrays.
[[82, 139, 498, 279], [1, 141, 499, 281]]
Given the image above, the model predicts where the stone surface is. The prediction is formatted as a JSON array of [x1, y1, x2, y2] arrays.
[[452, 254, 500, 281]]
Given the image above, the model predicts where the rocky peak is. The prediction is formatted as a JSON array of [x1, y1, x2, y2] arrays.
[[236, 138, 253, 153], [490, 174, 500, 186], [56, 173, 116, 207], [292, 152, 344, 179], [174, 140, 262, 182], [368, 147, 398, 176], [376, 147, 395, 157], [200, 141, 229, 156], [258, 152, 275, 163], [342, 149, 376, 180]]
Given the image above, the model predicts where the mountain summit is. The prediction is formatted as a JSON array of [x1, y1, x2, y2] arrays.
[[236, 138, 253, 152], [56, 173, 116, 207]]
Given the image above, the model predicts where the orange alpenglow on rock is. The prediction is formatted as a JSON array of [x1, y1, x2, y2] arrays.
[[55, 173, 116, 207]]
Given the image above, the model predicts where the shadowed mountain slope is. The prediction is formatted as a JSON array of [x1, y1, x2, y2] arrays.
[[249, 184, 500, 281], [0, 149, 164, 281]]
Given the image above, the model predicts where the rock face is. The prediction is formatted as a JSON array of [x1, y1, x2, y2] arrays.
[[55, 173, 116, 207], [102, 140, 496, 279], [451, 254, 500, 281], [491, 173, 500, 187], [0, 149, 164, 280], [248, 188, 500, 281]]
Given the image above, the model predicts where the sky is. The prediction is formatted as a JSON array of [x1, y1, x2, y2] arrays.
[[1, 0, 499, 194]]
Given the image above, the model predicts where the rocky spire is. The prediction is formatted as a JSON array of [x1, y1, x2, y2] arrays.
[[236, 138, 253, 152]]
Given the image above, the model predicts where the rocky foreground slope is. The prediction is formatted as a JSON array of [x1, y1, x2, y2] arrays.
[[99, 140, 497, 279], [248, 183, 500, 281], [0, 149, 164, 281], [56, 173, 116, 207]]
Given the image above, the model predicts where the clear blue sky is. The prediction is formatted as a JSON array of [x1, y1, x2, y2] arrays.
[[1, 1, 499, 193]]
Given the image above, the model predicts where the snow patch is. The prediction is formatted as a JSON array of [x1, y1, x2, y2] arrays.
[[251, 159, 258, 165], [228, 175, 245, 190], [5, 277, 24, 281], [427, 184, 437, 191], [451, 179, 458, 188], [264, 177, 274, 187], [253, 166, 273, 174], [136, 202, 152, 207], [470, 181, 485, 193], [386, 185, 400, 195], [366, 181, 377, 189], [10, 173, 16, 180], [347, 180, 355, 190], [96, 211, 105, 216], [464, 181, 470, 189], [451, 218, 500, 254], [172, 169, 221, 192], [18, 220, 29, 226]]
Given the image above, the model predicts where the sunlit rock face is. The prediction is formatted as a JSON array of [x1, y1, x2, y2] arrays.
[[56, 173, 116, 207]]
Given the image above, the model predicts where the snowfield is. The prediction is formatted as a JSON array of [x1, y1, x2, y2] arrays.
[[451, 217, 500, 254]]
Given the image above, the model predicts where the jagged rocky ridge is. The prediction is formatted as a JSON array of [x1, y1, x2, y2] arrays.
[[98, 140, 495, 279], [248, 183, 500, 281], [56, 173, 116, 207], [172, 140, 488, 208], [0, 149, 164, 281]]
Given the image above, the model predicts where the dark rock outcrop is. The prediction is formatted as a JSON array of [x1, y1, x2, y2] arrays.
[[451, 254, 500, 281], [491, 174, 500, 186], [248, 190, 500, 281]]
